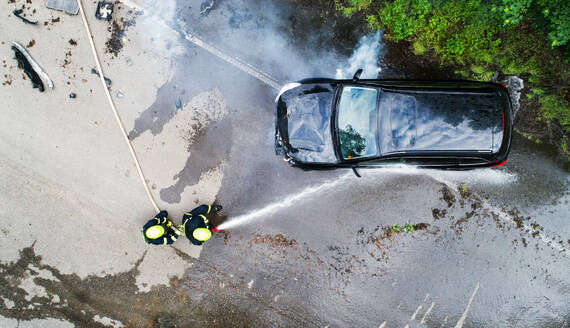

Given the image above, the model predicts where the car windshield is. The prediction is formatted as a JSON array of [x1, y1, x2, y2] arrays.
[[337, 86, 379, 160]]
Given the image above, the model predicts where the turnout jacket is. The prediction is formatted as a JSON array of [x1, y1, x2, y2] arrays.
[[142, 210, 181, 245], [182, 205, 215, 246]]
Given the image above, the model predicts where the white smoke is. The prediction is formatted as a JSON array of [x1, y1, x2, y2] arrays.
[[335, 31, 383, 79], [121, 0, 184, 56]]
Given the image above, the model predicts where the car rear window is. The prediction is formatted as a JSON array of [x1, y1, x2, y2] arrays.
[[337, 86, 379, 160]]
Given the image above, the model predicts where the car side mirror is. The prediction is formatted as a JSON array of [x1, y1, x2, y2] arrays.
[[353, 69, 363, 81], [352, 166, 362, 178]]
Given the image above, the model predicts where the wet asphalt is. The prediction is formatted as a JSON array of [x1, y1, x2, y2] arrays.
[[129, 0, 569, 327]]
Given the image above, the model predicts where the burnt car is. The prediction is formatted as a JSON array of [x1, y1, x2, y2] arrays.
[[274, 70, 512, 173]]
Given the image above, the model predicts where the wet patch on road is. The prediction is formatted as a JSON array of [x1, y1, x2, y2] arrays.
[[0, 242, 300, 327], [160, 116, 232, 204]]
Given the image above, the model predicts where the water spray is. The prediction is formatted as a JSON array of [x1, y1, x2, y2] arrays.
[[216, 172, 353, 230], [215, 166, 517, 231]]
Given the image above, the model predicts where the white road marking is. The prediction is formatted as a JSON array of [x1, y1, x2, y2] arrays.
[[378, 321, 386, 328], [454, 282, 480, 328], [247, 280, 254, 289], [121, 0, 282, 91], [421, 302, 436, 324], [410, 304, 422, 321], [424, 293, 430, 302], [483, 202, 569, 257], [428, 175, 569, 258], [181, 30, 282, 91]]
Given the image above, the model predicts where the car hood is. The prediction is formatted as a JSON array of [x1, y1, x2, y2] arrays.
[[277, 84, 338, 163]]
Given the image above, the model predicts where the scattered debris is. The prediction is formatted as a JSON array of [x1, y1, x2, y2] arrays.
[[105, 21, 124, 56], [114, 88, 124, 99], [90, 68, 111, 86], [26, 40, 36, 48], [69, 93, 76, 99], [175, 99, 182, 109], [95, 1, 114, 21], [431, 208, 447, 220], [125, 56, 132, 66], [252, 234, 296, 247], [12, 46, 43, 91], [200, 0, 215, 16], [68, 39, 77, 46], [441, 186, 456, 207], [62, 51, 73, 68], [13, 9, 38, 25], [45, 0, 79, 15], [11, 42, 54, 91]]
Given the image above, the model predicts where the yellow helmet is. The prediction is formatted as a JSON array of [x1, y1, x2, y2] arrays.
[[192, 228, 212, 241], [145, 225, 165, 239]]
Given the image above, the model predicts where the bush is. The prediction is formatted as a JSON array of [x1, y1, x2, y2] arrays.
[[331, 0, 570, 133]]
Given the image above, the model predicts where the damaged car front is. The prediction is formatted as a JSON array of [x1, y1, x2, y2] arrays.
[[275, 81, 339, 166]]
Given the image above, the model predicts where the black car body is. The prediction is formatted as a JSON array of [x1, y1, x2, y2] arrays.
[[275, 76, 513, 170]]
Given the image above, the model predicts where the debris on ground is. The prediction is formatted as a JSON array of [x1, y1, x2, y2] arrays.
[[252, 234, 296, 247], [68, 39, 77, 46], [95, 1, 114, 21], [200, 0, 215, 16], [431, 208, 447, 220], [440, 186, 456, 207], [114, 88, 124, 99], [105, 21, 125, 56], [45, 0, 79, 15], [13, 9, 38, 25], [62, 51, 72, 68], [175, 99, 182, 109], [11, 42, 54, 91], [26, 40, 36, 48], [12, 45, 43, 91], [90, 68, 111, 86], [69, 93, 76, 99], [125, 56, 132, 66]]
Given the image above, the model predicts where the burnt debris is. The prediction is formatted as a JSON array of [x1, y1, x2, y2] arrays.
[[90, 68, 112, 86], [12, 45, 44, 91], [11, 42, 54, 92], [95, 1, 114, 21], [13, 9, 38, 25]]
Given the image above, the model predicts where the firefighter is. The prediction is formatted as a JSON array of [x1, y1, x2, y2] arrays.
[[180, 204, 222, 246], [141, 210, 181, 245]]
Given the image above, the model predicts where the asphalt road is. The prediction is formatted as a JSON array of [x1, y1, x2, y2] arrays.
[[134, 0, 569, 326], [1, 0, 568, 327]]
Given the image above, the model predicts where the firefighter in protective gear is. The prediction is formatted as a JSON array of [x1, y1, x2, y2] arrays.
[[142, 210, 181, 245], [180, 204, 222, 245]]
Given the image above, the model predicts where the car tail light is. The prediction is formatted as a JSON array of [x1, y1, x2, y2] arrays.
[[492, 160, 507, 167], [502, 113, 505, 131]]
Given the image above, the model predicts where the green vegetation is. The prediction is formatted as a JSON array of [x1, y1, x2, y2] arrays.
[[530, 223, 543, 230], [391, 224, 402, 233], [331, 0, 570, 133], [403, 221, 414, 233]]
